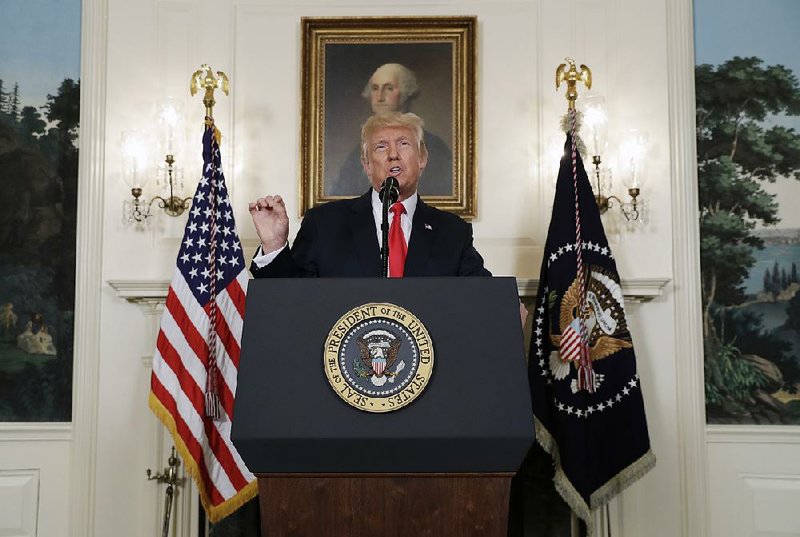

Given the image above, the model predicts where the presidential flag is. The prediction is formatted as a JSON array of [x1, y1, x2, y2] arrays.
[[528, 129, 655, 532], [149, 118, 257, 521]]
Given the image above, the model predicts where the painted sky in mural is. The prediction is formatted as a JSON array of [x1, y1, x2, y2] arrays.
[[0, 0, 81, 109]]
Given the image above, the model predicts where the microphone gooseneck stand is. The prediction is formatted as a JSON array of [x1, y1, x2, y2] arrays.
[[379, 177, 400, 278]]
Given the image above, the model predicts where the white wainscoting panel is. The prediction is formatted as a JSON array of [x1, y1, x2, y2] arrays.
[[0, 470, 39, 537], [708, 426, 800, 537], [743, 474, 800, 535], [0, 427, 71, 537]]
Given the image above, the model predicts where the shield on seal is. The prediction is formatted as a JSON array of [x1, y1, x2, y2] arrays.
[[359, 330, 400, 377], [369, 343, 389, 375], [372, 357, 387, 375]]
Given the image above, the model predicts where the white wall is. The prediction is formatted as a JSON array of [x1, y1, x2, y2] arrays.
[[95, 1, 689, 536], [1, 0, 716, 536]]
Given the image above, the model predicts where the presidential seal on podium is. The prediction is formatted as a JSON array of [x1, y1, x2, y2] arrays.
[[324, 302, 434, 413]]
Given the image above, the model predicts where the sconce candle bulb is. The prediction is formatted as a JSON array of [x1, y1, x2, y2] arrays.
[[620, 130, 648, 189], [120, 130, 148, 190], [581, 96, 608, 158]]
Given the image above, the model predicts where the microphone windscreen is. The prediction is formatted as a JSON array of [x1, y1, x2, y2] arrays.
[[379, 176, 400, 204]]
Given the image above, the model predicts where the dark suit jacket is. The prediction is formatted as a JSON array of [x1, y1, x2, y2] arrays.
[[251, 190, 490, 278]]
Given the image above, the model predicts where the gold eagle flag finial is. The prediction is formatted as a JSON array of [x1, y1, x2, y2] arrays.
[[555, 58, 592, 110], [190, 64, 230, 119]]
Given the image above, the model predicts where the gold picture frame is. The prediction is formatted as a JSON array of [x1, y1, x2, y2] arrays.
[[300, 16, 477, 218]]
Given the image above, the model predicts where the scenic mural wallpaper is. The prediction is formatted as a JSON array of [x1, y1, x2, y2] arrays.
[[695, 0, 800, 424], [0, 0, 80, 421]]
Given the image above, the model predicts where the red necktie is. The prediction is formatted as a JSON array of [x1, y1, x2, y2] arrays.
[[389, 202, 407, 277]]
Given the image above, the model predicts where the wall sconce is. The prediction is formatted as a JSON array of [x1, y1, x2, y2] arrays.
[[121, 99, 191, 225], [579, 97, 648, 224]]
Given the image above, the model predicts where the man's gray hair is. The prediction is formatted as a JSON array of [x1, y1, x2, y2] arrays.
[[360, 112, 427, 163], [361, 63, 419, 103]]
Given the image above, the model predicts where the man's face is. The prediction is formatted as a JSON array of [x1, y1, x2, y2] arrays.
[[369, 71, 404, 113], [362, 126, 427, 200]]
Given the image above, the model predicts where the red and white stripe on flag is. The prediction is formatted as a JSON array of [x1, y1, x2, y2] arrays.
[[148, 122, 257, 522], [559, 318, 585, 363]]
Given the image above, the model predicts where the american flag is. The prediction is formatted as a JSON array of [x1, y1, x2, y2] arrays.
[[148, 119, 257, 522]]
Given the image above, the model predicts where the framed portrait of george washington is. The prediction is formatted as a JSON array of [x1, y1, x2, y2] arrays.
[[300, 16, 477, 218]]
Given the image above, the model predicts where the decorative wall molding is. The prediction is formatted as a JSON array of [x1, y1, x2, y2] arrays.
[[71, 0, 108, 536], [0, 423, 72, 442], [107, 280, 171, 304], [518, 277, 669, 302], [666, 0, 709, 536], [109, 277, 670, 304], [707, 425, 800, 445]]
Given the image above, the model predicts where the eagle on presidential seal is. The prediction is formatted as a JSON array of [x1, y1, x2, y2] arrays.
[[356, 330, 406, 387], [549, 265, 632, 392]]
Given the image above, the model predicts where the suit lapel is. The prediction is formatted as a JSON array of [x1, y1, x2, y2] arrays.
[[349, 190, 382, 276], [404, 198, 435, 276]]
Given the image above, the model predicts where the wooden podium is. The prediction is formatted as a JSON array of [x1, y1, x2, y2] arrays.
[[234, 278, 534, 537], [257, 474, 513, 536]]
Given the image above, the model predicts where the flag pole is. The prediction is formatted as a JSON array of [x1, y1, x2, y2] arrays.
[[556, 58, 596, 393], [559, 58, 595, 534], [190, 64, 229, 420]]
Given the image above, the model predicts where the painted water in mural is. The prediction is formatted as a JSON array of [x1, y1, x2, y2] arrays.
[[0, 1, 80, 421], [695, 0, 800, 424]]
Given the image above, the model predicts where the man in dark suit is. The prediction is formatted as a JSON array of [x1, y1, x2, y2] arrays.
[[249, 112, 490, 278]]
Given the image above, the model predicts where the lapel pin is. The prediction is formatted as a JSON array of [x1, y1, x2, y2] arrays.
[[425, 223, 433, 230]]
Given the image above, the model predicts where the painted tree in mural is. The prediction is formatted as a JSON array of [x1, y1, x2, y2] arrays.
[[18, 106, 46, 142], [45, 79, 80, 315], [696, 56, 800, 421]]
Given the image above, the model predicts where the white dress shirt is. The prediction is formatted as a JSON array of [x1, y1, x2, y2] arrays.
[[252, 190, 418, 268], [371, 189, 416, 249]]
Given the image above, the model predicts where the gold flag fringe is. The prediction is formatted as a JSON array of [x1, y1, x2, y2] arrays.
[[534, 416, 656, 536], [149, 392, 258, 523]]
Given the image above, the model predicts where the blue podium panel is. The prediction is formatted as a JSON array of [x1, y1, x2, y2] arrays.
[[232, 277, 534, 473]]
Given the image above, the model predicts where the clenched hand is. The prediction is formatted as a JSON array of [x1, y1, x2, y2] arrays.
[[249, 195, 289, 254]]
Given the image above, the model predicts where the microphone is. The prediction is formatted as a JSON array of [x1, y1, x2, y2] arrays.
[[379, 176, 399, 277], [378, 176, 399, 205]]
